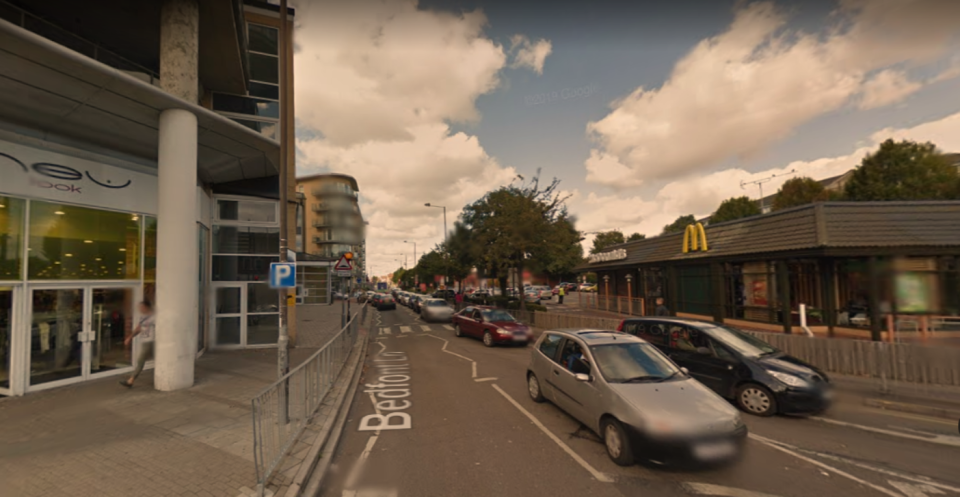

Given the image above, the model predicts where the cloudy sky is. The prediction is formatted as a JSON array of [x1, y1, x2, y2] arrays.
[[290, 0, 960, 278]]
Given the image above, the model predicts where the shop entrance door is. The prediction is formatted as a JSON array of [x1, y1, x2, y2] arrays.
[[212, 282, 280, 348], [26, 285, 138, 391], [0, 286, 16, 396]]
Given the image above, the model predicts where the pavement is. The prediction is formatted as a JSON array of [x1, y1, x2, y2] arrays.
[[0, 303, 352, 497], [318, 302, 960, 497]]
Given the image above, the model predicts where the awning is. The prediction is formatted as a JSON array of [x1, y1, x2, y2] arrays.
[[0, 18, 279, 184]]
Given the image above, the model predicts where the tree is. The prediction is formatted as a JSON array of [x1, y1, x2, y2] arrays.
[[661, 214, 696, 235], [590, 230, 625, 254], [627, 233, 646, 242], [441, 221, 478, 291], [712, 196, 761, 222], [772, 177, 829, 211], [844, 139, 960, 201]]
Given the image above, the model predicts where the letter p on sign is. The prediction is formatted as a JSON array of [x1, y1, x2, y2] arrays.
[[269, 263, 296, 288]]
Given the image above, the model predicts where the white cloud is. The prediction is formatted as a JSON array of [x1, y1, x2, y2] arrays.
[[858, 69, 923, 109], [573, 109, 960, 250], [293, 1, 524, 276], [584, 0, 960, 187], [509, 35, 553, 75]]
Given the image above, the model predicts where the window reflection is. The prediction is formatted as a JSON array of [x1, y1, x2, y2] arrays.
[[0, 196, 25, 280], [28, 201, 141, 280]]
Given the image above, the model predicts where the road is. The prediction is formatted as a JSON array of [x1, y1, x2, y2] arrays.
[[318, 303, 960, 497]]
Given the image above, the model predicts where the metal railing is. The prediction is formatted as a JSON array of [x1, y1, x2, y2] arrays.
[[251, 306, 366, 492]]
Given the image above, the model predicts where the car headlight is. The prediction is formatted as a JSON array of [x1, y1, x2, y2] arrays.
[[497, 328, 512, 335], [768, 370, 809, 388]]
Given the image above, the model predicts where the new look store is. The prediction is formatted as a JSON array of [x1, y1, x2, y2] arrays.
[[0, 137, 282, 396]]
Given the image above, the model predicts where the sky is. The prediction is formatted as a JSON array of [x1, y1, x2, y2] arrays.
[[289, 0, 960, 278]]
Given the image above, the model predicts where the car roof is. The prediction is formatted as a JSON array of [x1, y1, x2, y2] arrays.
[[621, 316, 719, 328], [543, 329, 645, 345]]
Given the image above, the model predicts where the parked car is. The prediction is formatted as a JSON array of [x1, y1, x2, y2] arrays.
[[527, 329, 746, 467], [580, 284, 597, 292], [409, 295, 423, 313], [433, 289, 457, 300], [523, 288, 541, 304], [374, 295, 397, 311], [533, 286, 552, 300], [561, 282, 578, 292], [452, 306, 533, 346], [468, 290, 491, 302], [615, 317, 833, 416], [421, 298, 455, 322]]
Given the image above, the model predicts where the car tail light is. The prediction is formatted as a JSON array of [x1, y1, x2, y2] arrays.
[[616, 321, 624, 332]]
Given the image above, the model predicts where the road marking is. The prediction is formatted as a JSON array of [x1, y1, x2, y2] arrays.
[[748, 434, 900, 497], [771, 437, 960, 494], [877, 411, 958, 427], [471, 362, 477, 378], [683, 482, 781, 497], [889, 481, 946, 497], [443, 325, 454, 330], [379, 327, 391, 335], [343, 432, 379, 489], [474, 377, 498, 382], [811, 416, 960, 447], [491, 383, 613, 483], [399, 326, 412, 334], [420, 325, 431, 332]]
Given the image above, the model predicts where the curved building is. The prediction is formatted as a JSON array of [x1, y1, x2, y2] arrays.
[[297, 173, 366, 276]]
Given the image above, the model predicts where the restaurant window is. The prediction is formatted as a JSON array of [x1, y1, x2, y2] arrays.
[[729, 261, 775, 323], [676, 265, 711, 316], [0, 196, 25, 280], [27, 201, 141, 280], [836, 259, 871, 328], [788, 261, 824, 325]]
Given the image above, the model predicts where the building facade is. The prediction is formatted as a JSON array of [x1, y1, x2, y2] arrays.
[[297, 174, 366, 295], [0, 0, 297, 397], [578, 202, 960, 341]]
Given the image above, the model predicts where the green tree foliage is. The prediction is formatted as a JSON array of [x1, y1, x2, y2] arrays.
[[441, 221, 478, 291], [590, 230, 625, 254], [661, 214, 696, 235], [844, 139, 960, 201], [627, 233, 646, 242], [711, 196, 761, 222], [772, 177, 829, 211]]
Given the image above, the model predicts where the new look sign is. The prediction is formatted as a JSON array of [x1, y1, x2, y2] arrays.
[[0, 139, 157, 214]]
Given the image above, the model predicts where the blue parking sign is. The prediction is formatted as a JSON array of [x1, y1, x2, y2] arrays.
[[269, 263, 296, 288]]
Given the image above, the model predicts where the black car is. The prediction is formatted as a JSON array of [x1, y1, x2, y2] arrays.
[[433, 289, 456, 300], [409, 295, 423, 313], [616, 317, 832, 416], [375, 295, 397, 311]]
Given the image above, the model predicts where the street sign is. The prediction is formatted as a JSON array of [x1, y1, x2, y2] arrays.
[[269, 262, 296, 288], [357, 277, 362, 284], [334, 255, 353, 278]]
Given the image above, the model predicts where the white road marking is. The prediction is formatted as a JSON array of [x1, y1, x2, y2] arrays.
[[748, 434, 901, 497], [420, 325, 431, 332], [379, 327, 391, 335], [811, 416, 960, 447], [491, 383, 613, 483], [443, 325, 454, 330], [682, 482, 781, 497], [471, 362, 477, 378], [343, 432, 379, 489], [889, 481, 946, 497], [423, 334, 476, 363], [399, 326, 412, 334], [474, 377, 498, 382]]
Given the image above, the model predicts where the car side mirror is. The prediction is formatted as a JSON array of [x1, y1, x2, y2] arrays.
[[696, 346, 711, 355], [680, 367, 689, 375], [574, 373, 590, 382]]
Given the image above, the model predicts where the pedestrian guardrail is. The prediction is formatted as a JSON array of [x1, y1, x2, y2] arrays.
[[251, 305, 366, 494], [508, 309, 960, 388]]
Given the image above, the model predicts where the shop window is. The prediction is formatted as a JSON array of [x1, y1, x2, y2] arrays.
[[217, 199, 277, 223], [213, 226, 279, 254], [212, 255, 277, 282], [27, 201, 140, 280], [676, 265, 711, 316], [144, 216, 157, 283], [0, 196, 25, 280]]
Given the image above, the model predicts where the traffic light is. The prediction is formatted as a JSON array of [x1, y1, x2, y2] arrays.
[[344, 252, 354, 260]]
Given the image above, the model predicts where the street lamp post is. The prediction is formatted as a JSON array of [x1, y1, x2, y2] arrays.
[[424, 203, 448, 287], [603, 274, 610, 312], [404, 240, 417, 287], [626, 273, 633, 316]]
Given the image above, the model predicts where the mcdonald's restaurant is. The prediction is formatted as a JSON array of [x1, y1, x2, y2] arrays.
[[576, 201, 960, 341]]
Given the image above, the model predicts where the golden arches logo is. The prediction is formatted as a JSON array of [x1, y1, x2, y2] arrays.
[[682, 223, 709, 253]]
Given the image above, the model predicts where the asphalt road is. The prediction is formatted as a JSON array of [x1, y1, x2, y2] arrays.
[[318, 303, 960, 497]]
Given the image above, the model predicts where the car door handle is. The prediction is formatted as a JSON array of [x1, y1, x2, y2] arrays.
[[553, 369, 560, 376]]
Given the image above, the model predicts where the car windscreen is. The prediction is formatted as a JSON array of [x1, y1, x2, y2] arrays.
[[426, 300, 448, 307], [382, 297, 394, 302], [481, 309, 515, 322], [703, 324, 778, 358], [589, 343, 680, 383]]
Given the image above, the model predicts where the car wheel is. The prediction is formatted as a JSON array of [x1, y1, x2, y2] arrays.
[[527, 373, 544, 403], [601, 417, 634, 466], [737, 383, 777, 417], [483, 331, 494, 347], [454, 324, 463, 337]]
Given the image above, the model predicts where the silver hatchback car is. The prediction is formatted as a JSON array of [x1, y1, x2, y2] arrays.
[[420, 298, 454, 322], [527, 329, 747, 467]]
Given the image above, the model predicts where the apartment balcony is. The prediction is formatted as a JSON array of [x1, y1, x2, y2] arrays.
[[311, 201, 359, 213]]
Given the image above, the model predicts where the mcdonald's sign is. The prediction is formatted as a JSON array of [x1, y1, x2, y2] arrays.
[[682, 223, 709, 253]]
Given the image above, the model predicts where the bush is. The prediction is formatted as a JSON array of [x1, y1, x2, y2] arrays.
[[505, 301, 547, 312]]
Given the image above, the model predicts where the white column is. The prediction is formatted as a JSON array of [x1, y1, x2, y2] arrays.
[[154, 109, 198, 391], [154, 0, 199, 391]]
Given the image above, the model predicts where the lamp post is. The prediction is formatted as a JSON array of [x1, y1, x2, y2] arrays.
[[626, 273, 633, 316], [425, 203, 447, 286], [404, 240, 417, 286], [603, 274, 610, 312]]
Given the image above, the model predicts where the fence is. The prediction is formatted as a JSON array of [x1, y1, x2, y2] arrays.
[[251, 306, 366, 493], [580, 294, 646, 316], [507, 309, 960, 388]]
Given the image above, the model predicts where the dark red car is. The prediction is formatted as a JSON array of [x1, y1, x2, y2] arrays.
[[452, 306, 533, 347]]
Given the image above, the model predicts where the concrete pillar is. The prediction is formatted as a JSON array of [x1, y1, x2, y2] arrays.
[[154, 0, 199, 391]]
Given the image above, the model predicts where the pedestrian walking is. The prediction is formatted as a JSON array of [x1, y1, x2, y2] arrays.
[[558, 286, 565, 305], [120, 301, 155, 388], [655, 297, 670, 316]]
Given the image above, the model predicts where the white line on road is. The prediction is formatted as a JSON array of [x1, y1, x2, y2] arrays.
[[399, 326, 412, 334], [474, 377, 498, 382], [379, 327, 391, 335], [471, 362, 477, 379], [491, 383, 614, 483], [420, 325, 431, 332], [443, 325, 454, 330], [748, 434, 901, 497], [682, 482, 781, 497], [343, 433, 379, 490], [811, 416, 960, 447], [423, 334, 477, 364]]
